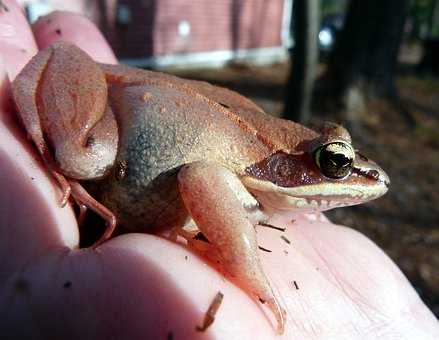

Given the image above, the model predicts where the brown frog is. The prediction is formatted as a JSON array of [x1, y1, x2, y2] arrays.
[[12, 42, 389, 334]]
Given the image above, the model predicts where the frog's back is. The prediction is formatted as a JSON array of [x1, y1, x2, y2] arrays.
[[106, 79, 270, 177], [102, 63, 319, 166]]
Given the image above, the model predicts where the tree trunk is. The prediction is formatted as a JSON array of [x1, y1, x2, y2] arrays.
[[283, 0, 320, 123], [427, 0, 439, 37], [318, 0, 410, 117]]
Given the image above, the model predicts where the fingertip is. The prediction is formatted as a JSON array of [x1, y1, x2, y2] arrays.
[[32, 11, 117, 64], [0, 0, 38, 80]]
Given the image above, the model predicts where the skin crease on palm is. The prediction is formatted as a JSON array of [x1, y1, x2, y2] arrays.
[[0, 2, 438, 339]]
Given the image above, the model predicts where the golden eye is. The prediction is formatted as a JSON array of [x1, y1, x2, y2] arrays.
[[314, 141, 355, 179]]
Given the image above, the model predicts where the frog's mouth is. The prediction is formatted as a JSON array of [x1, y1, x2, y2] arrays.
[[240, 166, 389, 212]]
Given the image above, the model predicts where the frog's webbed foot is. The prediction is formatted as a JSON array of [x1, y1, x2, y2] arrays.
[[28, 140, 114, 247], [178, 161, 286, 334], [34, 141, 72, 206], [69, 181, 116, 248]]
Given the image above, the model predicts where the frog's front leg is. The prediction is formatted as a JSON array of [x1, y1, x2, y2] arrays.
[[178, 161, 286, 334]]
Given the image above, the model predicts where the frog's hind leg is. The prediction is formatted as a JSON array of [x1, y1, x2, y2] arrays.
[[69, 181, 116, 248], [11, 46, 72, 206], [178, 161, 286, 334]]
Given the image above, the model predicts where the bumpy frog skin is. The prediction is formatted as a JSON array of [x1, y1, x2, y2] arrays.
[[12, 42, 389, 334]]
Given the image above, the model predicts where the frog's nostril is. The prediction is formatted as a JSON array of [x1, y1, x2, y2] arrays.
[[368, 170, 380, 180]]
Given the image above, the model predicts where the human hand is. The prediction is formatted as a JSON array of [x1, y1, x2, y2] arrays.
[[0, 2, 438, 339]]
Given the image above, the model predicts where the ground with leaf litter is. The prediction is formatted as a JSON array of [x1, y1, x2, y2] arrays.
[[170, 62, 439, 317]]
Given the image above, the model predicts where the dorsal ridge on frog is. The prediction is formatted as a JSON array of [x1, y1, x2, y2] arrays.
[[12, 41, 389, 334]]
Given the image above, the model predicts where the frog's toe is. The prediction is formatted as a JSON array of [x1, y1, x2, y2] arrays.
[[265, 297, 286, 335]]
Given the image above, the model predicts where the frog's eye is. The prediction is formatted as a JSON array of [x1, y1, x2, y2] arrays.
[[314, 141, 355, 179]]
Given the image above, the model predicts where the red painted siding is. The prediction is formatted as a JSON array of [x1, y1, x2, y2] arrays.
[[19, 0, 287, 61], [153, 0, 284, 55]]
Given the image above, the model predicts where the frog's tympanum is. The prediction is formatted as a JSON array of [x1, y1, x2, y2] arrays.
[[12, 42, 389, 334]]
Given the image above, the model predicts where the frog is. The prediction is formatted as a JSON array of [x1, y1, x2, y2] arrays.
[[11, 42, 390, 334]]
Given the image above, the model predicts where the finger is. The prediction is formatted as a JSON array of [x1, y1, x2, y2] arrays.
[[32, 11, 117, 64], [0, 1, 79, 287], [0, 0, 38, 80]]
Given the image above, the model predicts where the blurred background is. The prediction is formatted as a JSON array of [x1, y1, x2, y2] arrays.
[[17, 0, 439, 319]]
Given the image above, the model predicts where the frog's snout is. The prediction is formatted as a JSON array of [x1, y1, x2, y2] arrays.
[[365, 166, 390, 188], [354, 152, 390, 187], [382, 172, 391, 188]]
